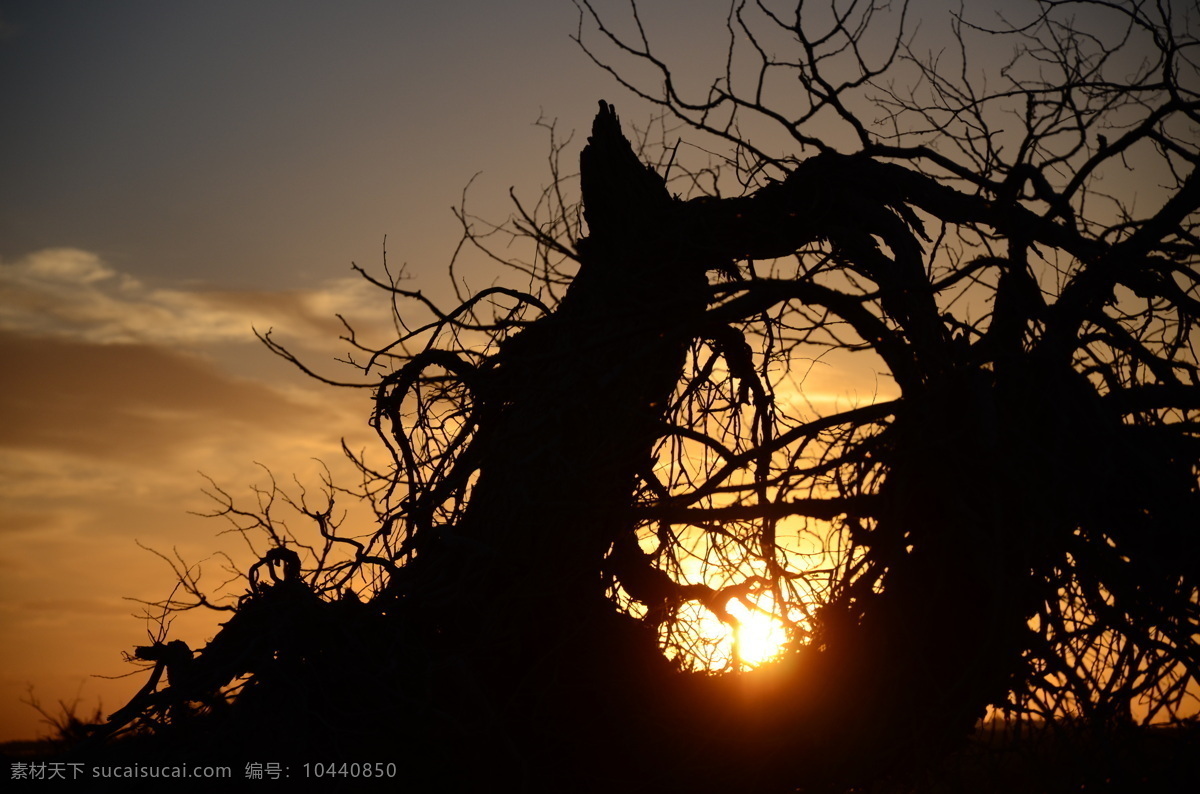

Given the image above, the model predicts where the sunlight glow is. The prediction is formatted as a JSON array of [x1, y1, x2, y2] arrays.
[[726, 598, 790, 667], [671, 596, 794, 671], [649, 515, 836, 672]]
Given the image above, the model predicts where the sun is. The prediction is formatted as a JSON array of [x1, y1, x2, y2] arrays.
[[654, 590, 797, 671], [726, 598, 789, 667]]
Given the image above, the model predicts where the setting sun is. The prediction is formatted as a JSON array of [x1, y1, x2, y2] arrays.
[[5, 2, 1197, 791], [727, 598, 790, 667]]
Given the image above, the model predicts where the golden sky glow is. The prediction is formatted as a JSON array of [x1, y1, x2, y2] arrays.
[[0, 0, 1157, 742], [727, 598, 791, 667], [0, 0, 735, 742]]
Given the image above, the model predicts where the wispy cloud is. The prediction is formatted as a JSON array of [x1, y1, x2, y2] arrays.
[[0, 252, 391, 741], [0, 248, 390, 348]]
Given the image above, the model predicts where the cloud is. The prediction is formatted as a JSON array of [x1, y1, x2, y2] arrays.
[[0, 248, 390, 348], [0, 331, 381, 742], [0, 252, 394, 742], [0, 331, 354, 460], [0, 250, 385, 537]]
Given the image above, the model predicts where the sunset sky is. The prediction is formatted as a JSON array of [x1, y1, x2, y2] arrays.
[[0, 0, 1141, 742], [0, 0, 753, 742]]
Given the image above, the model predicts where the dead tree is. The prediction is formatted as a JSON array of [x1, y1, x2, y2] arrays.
[[98, 2, 1198, 790]]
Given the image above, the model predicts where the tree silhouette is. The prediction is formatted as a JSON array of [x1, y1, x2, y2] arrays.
[[85, 1, 1197, 791]]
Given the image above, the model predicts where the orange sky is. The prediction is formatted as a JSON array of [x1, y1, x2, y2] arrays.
[[0, 0, 1150, 741], [0, 0, 749, 743]]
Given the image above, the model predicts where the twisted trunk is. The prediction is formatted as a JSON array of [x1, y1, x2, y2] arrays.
[[394, 103, 1024, 786]]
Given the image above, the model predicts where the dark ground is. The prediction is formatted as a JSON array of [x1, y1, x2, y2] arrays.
[[3, 718, 1198, 792]]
